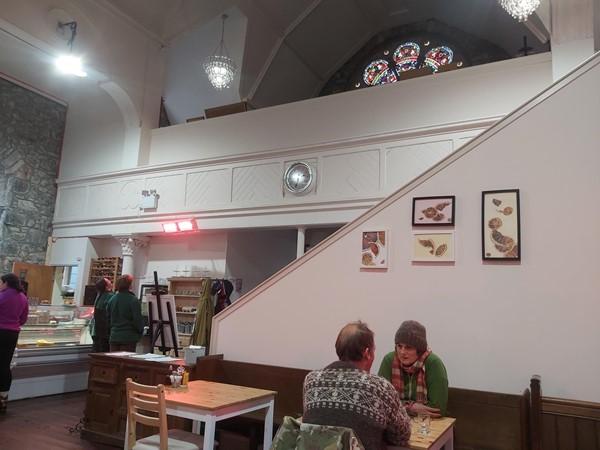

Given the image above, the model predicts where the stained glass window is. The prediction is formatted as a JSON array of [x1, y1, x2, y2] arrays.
[[423, 46, 453, 71], [361, 40, 456, 88], [393, 42, 421, 72], [363, 59, 398, 86]]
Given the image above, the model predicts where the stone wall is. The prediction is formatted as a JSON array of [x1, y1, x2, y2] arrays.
[[0, 77, 66, 272]]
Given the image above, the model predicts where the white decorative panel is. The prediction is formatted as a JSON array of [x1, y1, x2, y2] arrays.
[[232, 163, 281, 203], [185, 169, 231, 207], [459, 135, 476, 146], [146, 174, 186, 211], [118, 179, 144, 211], [385, 140, 454, 192], [86, 183, 120, 217], [56, 186, 87, 219], [322, 150, 380, 196]]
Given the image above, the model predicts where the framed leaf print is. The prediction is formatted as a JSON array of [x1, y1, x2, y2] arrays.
[[412, 231, 455, 262], [481, 189, 521, 260], [412, 196, 455, 226], [360, 230, 388, 269]]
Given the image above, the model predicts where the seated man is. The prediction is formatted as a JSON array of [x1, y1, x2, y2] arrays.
[[303, 320, 411, 450], [378, 320, 448, 417]]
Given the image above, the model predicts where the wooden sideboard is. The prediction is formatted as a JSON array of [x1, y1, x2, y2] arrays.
[[81, 353, 195, 447]]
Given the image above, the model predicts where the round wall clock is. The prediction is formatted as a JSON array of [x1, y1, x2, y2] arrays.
[[283, 162, 314, 194]]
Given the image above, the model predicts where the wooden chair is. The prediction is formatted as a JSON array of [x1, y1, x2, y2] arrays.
[[125, 377, 206, 450]]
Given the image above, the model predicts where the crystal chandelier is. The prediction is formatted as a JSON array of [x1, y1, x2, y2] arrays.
[[203, 14, 237, 90], [498, 0, 541, 22]]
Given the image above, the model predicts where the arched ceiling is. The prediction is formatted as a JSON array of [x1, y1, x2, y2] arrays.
[[102, 0, 552, 110], [1, 0, 562, 124]]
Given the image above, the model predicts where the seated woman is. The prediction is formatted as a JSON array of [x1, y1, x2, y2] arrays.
[[378, 320, 448, 417]]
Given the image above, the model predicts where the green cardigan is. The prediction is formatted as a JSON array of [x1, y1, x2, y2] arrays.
[[377, 350, 449, 416], [106, 290, 144, 343]]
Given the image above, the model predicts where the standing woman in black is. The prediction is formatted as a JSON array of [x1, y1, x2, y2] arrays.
[[0, 273, 29, 413], [90, 277, 113, 352]]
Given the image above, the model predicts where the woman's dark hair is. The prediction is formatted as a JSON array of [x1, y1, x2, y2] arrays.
[[95, 278, 109, 294], [115, 274, 133, 292], [335, 320, 374, 362], [1, 273, 23, 292]]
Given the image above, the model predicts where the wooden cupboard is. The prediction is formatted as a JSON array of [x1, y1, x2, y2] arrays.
[[81, 353, 195, 447]]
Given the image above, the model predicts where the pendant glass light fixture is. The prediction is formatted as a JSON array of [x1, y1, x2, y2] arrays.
[[498, 0, 541, 22], [203, 14, 237, 90]]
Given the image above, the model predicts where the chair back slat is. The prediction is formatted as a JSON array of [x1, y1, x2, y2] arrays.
[[126, 377, 169, 450]]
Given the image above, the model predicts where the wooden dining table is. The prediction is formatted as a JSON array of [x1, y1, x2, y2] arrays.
[[390, 416, 456, 450], [126, 380, 277, 450]]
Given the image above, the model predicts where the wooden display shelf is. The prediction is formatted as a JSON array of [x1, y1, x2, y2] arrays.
[[88, 257, 123, 287], [168, 277, 210, 347]]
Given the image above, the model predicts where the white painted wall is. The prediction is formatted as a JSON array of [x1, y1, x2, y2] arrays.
[[136, 233, 229, 286], [225, 229, 298, 302], [48, 237, 99, 301], [552, 38, 595, 79], [59, 84, 126, 178], [150, 54, 552, 165], [210, 55, 600, 403]]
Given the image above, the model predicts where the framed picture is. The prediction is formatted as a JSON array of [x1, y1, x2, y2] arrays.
[[412, 231, 455, 262], [482, 189, 521, 260], [360, 230, 388, 269], [139, 283, 168, 302], [412, 196, 456, 226]]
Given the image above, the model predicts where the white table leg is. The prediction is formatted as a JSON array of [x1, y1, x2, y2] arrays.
[[263, 398, 275, 450], [203, 417, 216, 450], [192, 419, 202, 434], [447, 429, 454, 450]]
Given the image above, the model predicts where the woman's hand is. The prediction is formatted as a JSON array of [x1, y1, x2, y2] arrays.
[[412, 402, 442, 418]]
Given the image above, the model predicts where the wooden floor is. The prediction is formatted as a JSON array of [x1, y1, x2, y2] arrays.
[[0, 390, 117, 449]]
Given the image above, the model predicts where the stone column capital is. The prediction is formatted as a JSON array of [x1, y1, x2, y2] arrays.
[[114, 235, 150, 256]]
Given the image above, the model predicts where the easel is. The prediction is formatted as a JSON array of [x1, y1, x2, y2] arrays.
[[148, 271, 179, 357]]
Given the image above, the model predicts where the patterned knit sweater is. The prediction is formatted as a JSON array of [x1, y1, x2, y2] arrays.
[[303, 361, 411, 450]]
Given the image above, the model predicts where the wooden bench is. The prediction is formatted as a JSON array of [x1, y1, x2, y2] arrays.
[[194, 355, 310, 449], [193, 357, 600, 450], [448, 385, 529, 450], [528, 375, 600, 450]]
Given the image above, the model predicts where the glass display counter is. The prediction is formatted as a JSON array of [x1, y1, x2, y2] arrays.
[[12, 305, 94, 400], [18, 305, 93, 348]]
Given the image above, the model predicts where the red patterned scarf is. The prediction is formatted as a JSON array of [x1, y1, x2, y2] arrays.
[[391, 349, 431, 404]]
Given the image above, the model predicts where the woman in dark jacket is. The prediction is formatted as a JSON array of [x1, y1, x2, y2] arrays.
[[90, 277, 113, 352], [106, 274, 143, 353], [0, 273, 29, 413]]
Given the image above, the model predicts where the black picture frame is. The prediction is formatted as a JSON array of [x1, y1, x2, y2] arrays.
[[139, 283, 168, 300], [412, 196, 456, 226], [481, 189, 521, 261], [83, 285, 96, 306]]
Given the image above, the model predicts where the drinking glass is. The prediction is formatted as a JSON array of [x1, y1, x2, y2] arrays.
[[414, 412, 431, 435], [170, 375, 182, 388]]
